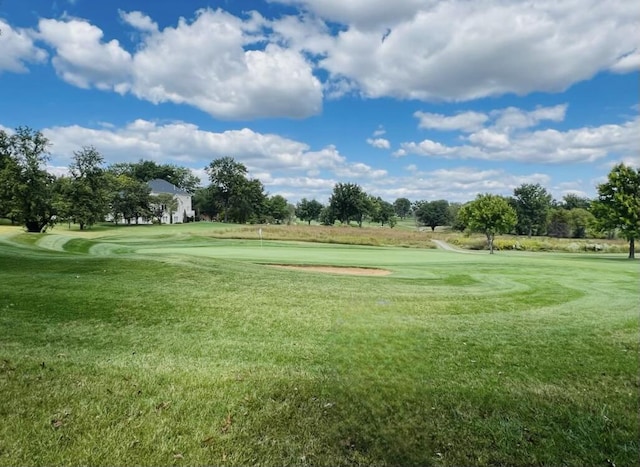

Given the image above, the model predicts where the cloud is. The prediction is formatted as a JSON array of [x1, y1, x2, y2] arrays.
[[118, 10, 158, 33], [414, 111, 488, 132], [272, 0, 429, 29], [610, 50, 640, 73], [362, 167, 552, 202], [37, 18, 132, 91], [315, 0, 638, 101], [8, 2, 636, 115], [398, 114, 639, 164], [366, 138, 391, 149], [0, 20, 48, 73], [34, 9, 322, 119]]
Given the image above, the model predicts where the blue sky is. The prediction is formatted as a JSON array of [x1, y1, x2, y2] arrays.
[[1, 0, 638, 203]]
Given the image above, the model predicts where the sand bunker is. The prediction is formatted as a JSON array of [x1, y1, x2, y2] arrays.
[[268, 264, 391, 276]]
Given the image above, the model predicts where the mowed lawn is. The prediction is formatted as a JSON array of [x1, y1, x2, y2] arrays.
[[0, 224, 638, 466]]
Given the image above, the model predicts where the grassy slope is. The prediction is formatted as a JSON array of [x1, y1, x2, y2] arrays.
[[0, 224, 638, 466]]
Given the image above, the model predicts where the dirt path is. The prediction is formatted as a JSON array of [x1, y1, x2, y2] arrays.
[[431, 239, 480, 254]]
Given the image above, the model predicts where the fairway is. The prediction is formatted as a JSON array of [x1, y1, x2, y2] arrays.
[[0, 224, 638, 466]]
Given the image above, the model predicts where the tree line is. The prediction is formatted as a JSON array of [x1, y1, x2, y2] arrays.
[[1, 127, 638, 258]]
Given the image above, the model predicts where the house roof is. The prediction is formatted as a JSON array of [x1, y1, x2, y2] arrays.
[[148, 179, 189, 196]]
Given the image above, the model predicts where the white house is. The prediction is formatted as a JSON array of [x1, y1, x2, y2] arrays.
[[148, 179, 195, 224]]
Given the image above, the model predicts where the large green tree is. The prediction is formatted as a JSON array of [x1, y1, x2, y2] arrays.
[[206, 157, 249, 223], [62, 146, 110, 230], [591, 163, 640, 259], [512, 183, 553, 237], [459, 194, 517, 254], [415, 199, 450, 231], [296, 198, 323, 225], [0, 127, 57, 232], [329, 182, 369, 226]]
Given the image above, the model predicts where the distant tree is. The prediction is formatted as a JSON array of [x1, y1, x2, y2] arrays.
[[512, 183, 553, 237], [110, 175, 151, 225], [393, 197, 412, 219], [329, 182, 369, 226], [561, 193, 591, 210], [415, 199, 450, 231], [296, 198, 323, 225], [370, 197, 396, 227], [547, 208, 572, 238], [448, 202, 465, 231], [319, 206, 336, 226], [150, 193, 178, 224], [569, 208, 595, 238], [267, 195, 289, 224], [0, 127, 57, 232], [227, 177, 267, 224], [192, 186, 219, 220], [591, 163, 640, 259], [206, 157, 249, 223], [63, 146, 110, 230], [109, 160, 200, 193], [459, 194, 517, 254]]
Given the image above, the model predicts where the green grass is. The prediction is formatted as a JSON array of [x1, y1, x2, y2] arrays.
[[0, 224, 638, 466]]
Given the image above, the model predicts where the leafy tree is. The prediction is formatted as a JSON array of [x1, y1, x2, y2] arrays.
[[62, 146, 110, 230], [319, 206, 336, 226], [227, 177, 267, 224], [110, 175, 151, 225], [192, 186, 219, 220], [561, 193, 591, 210], [569, 208, 595, 238], [0, 130, 18, 220], [329, 182, 369, 226], [150, 193, 178, 224], [448, 202, 465, 231], [206, 157, 249, 222], [393, 197, 412, 219], [267, 195, 289, 224], [459, 194, 517, 254], [0, 127, 57, 232], [547, 208, 572, 238], [415, 199, 450, 231], [591, 163, 640, 259], [296, 198, 323, 225], [370, 197, 396, 227], [512, 183, 553, 237], [109, 160, 200, 193]]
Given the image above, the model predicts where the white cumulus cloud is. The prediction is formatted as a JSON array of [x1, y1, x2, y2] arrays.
[[0, 20, 48, 73]]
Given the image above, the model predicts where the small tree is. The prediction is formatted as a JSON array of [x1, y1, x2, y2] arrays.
[[267, 195, 289, 224], [459, 194, 517, 254], [370, 197, 396, 227], [296, 198, 323, 225], [150, 193, 178, 224], [393, 197, 412, 219], [512, 183, 553, 237], [591, 163, 640, 259], [415, 199, 450, 231]]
